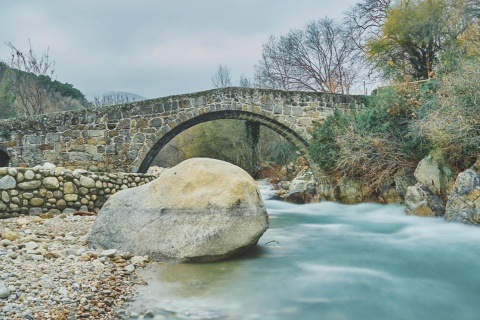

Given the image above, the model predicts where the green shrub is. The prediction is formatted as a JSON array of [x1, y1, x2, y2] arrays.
[[309, 109, 346, 170], [309, 83, 430, 193], [420, 61, 480, 169]]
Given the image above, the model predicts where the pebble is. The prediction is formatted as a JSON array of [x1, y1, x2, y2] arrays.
[[0, 281, 10, 298], [0, 215, 150, 319], [101, 248, 117, 257]]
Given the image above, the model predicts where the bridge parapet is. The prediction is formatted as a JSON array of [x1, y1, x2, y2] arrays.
[[0, 87, 366, 173]]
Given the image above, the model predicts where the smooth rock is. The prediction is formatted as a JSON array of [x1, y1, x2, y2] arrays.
[[17, 180, 42, 190], [130, 256, 148, 265], [80, 176, 95, 188], [0, 281, 10, 298], [16, 218, 29, 226], [42, 177, 60, 190], [0, 175, 16, 190], [63, 182, 77, 194], [88, 158, 269, 262], [24, 170, 35, 180], [100, 249, 117, 257]]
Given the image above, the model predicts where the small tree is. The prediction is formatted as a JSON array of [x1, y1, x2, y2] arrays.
[[92, 92, 135, 107], [239, 75, 252, 88], [420, 60, 480, 169], [0, 76, 16, 119], [4, 40, 56, 116], [211, 64, 232, 88], [254, 18, 363, 93]]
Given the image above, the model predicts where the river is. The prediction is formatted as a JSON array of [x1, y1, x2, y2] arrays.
[[128, 183, 480, 320]]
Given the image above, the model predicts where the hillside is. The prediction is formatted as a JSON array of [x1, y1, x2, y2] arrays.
[[0, 62, 88, 119]]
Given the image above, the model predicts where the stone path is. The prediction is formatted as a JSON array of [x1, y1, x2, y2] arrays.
[[0, 214, 151, 319]]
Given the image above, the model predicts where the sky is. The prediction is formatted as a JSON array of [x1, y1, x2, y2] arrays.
[[0, 0, 358, 100]]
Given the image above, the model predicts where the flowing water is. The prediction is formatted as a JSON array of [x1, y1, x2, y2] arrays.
[[129, 183, 480, 320]]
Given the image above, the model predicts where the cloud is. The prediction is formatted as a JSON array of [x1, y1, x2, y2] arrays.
[[137, 34, 266, 68]]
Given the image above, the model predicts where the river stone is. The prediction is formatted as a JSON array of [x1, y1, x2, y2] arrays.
[[63, 182, 77, 194], [18, 180, 42, 190], [80, 176, 95, 188], [30, 198, 44, 207], [404, 183, 445, 217], [0, 281, 9, 299], [88, 158, 269, 262], [24, 170, 35, 180], [0, 175, 16, 190], [444, 169, 480, 224], [1, 191, 9, 202], [42, 177, 60, 189]]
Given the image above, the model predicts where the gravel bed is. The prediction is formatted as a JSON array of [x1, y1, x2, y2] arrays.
[[0, 213, 151, 319]]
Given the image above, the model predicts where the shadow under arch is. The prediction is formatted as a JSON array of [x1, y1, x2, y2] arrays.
[[138, 110, 312, 173], [0, 148, 10, 167]]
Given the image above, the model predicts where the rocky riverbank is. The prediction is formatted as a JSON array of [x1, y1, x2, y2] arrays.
[[0, 213, 151, 319]]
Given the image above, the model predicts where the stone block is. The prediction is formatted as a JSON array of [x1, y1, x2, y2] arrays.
[[63, 181, 78, 194], [30, 198, 44, 207], [64, 194, 78, 202], [18, 180, 42, 190], [0, 175, 16, 190], [43, 177, 60, 190]]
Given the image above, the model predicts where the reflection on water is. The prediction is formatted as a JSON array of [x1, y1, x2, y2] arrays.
[[130, 183, 480, 320]]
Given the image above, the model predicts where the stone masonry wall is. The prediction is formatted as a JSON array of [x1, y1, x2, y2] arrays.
[[0, 87, 366, 173], [0, 167, 157, 219]]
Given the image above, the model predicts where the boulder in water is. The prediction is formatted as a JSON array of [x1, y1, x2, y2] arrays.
[[404, 183, 445, 217], [444, 169, 480, 224], [88, 158, 269, 262]]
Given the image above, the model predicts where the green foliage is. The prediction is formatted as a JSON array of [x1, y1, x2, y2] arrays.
[[309, 84, 431, 193], [153, 119, 300, 177], [0, 76, 16, 119], [421, 60, 480, 169], [37, 75, 87, 103], [309, 110, 345, 169], [266, 139, 297, 175], [366, 0, 477, 81]]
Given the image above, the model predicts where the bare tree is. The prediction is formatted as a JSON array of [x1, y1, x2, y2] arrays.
[[4, 40, 56, 116], [254, 18, 363, 93], [92, 92, 136, 107], [211, 64, 232, 88], [346, 0, 392, 47], [239, 74, 252, 88], [254, 36, 296, 90]]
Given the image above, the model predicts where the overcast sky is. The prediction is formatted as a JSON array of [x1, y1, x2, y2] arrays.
[[0, 1, 358, 100]]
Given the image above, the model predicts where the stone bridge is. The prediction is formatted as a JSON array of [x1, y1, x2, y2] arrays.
[[0, 87, 365, 177]]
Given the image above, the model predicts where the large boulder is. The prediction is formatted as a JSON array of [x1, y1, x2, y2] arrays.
[[88, 158, 269, 262], [444, 169, 480, 224], [405, 183, 446, 217]]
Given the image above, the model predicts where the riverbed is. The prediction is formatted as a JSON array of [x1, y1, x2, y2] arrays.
[[129, 184, 480, 320]]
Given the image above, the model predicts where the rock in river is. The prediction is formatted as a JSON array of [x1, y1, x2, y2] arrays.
[[444, 169, 480, 224], [88, 158, 269, 262]]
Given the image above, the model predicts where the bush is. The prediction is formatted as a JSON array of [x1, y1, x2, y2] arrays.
[[309, 110, 345, 169], [309, 83, 430, 193], [420, 61, 480, 169]]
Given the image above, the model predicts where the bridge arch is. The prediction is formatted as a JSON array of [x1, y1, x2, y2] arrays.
[[0, 147, 10, 167], [138, 110, 312, 173]]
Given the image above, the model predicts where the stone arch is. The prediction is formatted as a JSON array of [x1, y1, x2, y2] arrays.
[[137, 110, 313, 173], [0, 148, 10, 167]]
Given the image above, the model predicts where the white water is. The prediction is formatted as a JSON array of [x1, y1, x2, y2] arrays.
[[129, 183, 480, 319]]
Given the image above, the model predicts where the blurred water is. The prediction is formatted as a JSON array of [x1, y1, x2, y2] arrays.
[[130, 183, 480, 319]]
